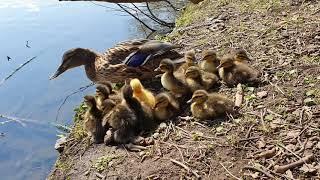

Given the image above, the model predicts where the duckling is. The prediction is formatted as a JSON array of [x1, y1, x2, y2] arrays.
[[187, 90, 235, 120], [199, 50, 220, 74], [154, 92, 180, 121], [95, 82, 121, 111], [185, 66, 219, 92], [83, 95, 105, 144], [155, 59, 190, 96], [174, 49, 197, 80], [218, 55, 259, 87], [130, 78, 155, 108], [233, 49, 251, 63]]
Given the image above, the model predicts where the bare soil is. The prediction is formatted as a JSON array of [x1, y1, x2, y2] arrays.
[[48, 0, 320, 179]]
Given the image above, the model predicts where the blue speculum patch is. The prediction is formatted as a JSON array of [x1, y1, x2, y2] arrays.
[[126, 52, 150, 67]]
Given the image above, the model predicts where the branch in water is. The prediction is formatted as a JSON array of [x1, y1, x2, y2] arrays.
[[59, 0, 164, 3], [0, 56, 38, 87], [55, 83, 95, 122]]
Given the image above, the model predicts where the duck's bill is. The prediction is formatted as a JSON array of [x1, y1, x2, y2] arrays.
[[49, 66, 65, 80], [186, 99, 193, 104], [154, 67, 161, 72]]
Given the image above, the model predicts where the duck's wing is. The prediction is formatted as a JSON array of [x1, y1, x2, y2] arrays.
[[123, 41, 181, 67]]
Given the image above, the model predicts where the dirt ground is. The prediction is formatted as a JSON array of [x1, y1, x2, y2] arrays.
[[48, 0, 320, 179]]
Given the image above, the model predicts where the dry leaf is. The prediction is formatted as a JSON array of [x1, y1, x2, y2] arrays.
[[285, 169, 294, 179], [257, 91, 268, 99], [286, 130, 300, 139]]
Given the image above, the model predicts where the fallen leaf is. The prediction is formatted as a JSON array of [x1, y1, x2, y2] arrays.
[[300, 164, 317, 173], [285, 169, 294, 179], [257, 91, 268, 98], [286, 130, 300, 139], [216, 126, 224, 132], [306, 90, 316, 97], [304, 98, 316, 106], [265, 114, 274, 121], [285, 144, 296, 151], [257, 140, 266, 149]]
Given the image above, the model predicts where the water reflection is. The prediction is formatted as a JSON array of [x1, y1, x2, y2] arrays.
[[0, 1, 146, 179]]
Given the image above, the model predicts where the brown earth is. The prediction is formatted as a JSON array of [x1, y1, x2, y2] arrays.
[[48, 0, 320, 179]]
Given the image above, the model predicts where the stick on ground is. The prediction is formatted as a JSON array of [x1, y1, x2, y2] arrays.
[[170, 158, 200, 179], [274, 154, 314, 173]]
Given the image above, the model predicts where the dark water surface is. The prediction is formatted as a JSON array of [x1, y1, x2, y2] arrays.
[[0, 1, 145, 179]]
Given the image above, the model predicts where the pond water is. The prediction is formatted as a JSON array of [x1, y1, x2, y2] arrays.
[[0, 1, 154, 179]]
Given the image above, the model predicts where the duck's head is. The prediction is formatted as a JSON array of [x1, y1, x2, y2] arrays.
[[155, 59, 174, 72], [234, 49, 250, 62], [185, 66, 201, 78], [122, 84, 134, 100], [102, 99, 116, 112], [187, 90, 208, 104], [185, 49, 196, 64], [202, 50, 217, 62], [155, 93, 170, 108], [96, 85, 110, 98], [50, 48, 97, 80], [84, 95, 96, 108], [130, 78, 143, 93], [217, 56, 234, 69]]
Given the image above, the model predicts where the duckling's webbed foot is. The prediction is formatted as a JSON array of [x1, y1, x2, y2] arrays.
[[104, 129, 114, 145]]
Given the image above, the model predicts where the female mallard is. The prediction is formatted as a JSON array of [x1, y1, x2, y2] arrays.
[[50, 39, 182, 83]]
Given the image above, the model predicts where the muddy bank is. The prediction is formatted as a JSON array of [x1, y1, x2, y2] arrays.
[[48, 0, 320, 179]]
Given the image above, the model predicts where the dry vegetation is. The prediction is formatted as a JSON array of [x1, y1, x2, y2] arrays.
[[49, 0, 320, 179]]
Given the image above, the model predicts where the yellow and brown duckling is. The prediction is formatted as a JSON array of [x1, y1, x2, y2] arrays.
[[218, 55, 259, 87], [130, 78, 155, 108], [199, 50, 220, 74], [187, 90, 235, 120], [50, 39, 182, 84], [155, 59, 190, 97], [175, 49, 197, 80], [233, 49, 251, 64], [153, 92, 180, 122], [83, 95, 105, 144], [185, 66, 219, 92]]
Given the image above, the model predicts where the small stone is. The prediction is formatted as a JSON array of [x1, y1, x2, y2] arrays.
[[55, 136, 67, 153], [158, 123, 167, 132], [257, 91, 268, 99], [153, 132, 160, 139]]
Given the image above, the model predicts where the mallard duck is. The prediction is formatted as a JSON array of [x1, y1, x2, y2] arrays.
[[199, 50, 220, 74], [50, 39, 182, 83], [155, 59, 190, 96], [83, 95, 105, 144], [185, 66, 219, 92], [130, 78, 155, 108], [187, 90, 234, 120], [154, 92, 180, 121], [217, 55, 259, 87]]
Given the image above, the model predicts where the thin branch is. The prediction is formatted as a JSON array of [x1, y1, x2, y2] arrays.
[[55, 83, 95, 122], [0, 56, 38, 87], [219, 162, 241, 180], [117, 3, 156, 32], [170, 158, 200, 179], [144, 2, 175, 27]]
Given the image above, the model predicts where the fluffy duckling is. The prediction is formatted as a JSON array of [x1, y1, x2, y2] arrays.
[[154, 92, 179, 121], [83, 95, 105, 144], [185, 66, 219, 92], [233, 49, 251, 63], [95, 82, 121, 111], [102, 85, 139, 144], [187, 90, 234, 120], [218, 55, 259, 87], [155, 59, 190, 96], [174, 49, 197, 80], [130, 78, 155, 108], [199, 50, 220, 74]]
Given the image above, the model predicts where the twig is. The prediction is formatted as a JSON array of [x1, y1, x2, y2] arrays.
[[245, 124, 255, 139], [243, 165, 275, 179], [235, 83, 243, 108], [266, 109, 282, 117], [55, 83, 94, 121], [260, 108, 268, 132], [274, 154, 314, 173], [170, 158, 200, 179], [219, 162, 241, 180], [254, 148, 276, 159], [0, 56, 37, 87], [269, 82, 286, 96]]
